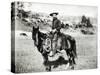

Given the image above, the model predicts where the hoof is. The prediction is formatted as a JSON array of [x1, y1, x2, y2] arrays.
[[46, 67, 51, 71], [71, 66, 74, 70]]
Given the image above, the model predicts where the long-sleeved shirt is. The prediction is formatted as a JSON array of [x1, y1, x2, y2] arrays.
[[52, 17, 61, 31]]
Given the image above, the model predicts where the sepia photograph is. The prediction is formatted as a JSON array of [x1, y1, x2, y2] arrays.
[[11, 2, 98, 73]]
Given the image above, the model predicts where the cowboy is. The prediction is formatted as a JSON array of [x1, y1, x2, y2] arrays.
[[49, 12, 62, 40], [49, 12, 62, 56]]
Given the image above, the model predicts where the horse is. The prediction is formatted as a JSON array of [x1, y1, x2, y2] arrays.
[[32, 25, 77, 71]]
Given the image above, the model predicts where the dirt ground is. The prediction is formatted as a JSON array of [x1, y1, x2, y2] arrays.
[[14, 30, 97, 73]]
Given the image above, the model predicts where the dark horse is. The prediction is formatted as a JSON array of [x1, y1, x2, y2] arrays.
[[32, 26, 77, 71]]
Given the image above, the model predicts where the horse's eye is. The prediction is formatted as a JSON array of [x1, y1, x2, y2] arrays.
[[47, 47, 49, 50]]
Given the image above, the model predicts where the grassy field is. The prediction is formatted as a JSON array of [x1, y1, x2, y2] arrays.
[[12, 19, 97, 73], [14, 31, 97, 73]]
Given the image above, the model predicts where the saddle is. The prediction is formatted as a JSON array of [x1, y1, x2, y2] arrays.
[[43, 31, 61, 51]]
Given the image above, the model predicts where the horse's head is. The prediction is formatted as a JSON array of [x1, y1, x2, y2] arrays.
[[42, 37, 51, 54], [42, 37, 58, 57], [41, 32, 53, 57]]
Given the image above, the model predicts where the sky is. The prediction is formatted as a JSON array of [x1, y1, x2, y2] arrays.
[[23, 2, 98, 18]]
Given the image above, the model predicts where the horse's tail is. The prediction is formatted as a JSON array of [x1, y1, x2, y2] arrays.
[[71, 38, 77, 58], [66, 36, 77, 66], [66, 35, 77, 58]]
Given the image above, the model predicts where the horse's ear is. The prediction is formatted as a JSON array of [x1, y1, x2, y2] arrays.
[[33, 26, 34, 28], [37, 26, 39, 30], [32, 26, 35, 30]]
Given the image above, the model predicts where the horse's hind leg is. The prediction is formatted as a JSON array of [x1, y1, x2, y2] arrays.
[[71, 39, 77, 58], [68, 59, 74, 70], [71, 65, 74, 70], [71, 57, 76, 69]]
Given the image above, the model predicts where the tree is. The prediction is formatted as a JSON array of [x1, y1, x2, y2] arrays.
[[86, 18, 93, 27], [81, 15, 87, 24]]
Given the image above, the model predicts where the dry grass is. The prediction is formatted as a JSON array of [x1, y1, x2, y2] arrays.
[[13, 31, 97, 73]]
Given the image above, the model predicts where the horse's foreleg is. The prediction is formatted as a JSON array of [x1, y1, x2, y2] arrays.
[[42, 54, 52, 71], [45, 66, 51, 71], [43, 59, 51, 71]]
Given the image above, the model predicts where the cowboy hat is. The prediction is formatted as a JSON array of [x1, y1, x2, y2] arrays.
[[50, 12, 58, 16]]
